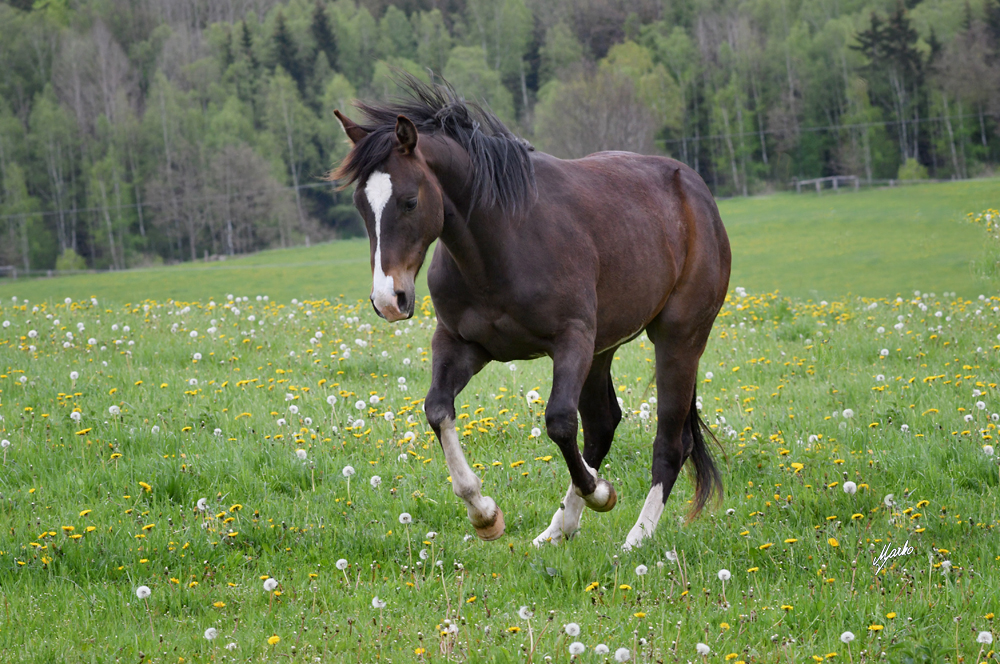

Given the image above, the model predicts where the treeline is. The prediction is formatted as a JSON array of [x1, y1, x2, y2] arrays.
[[1, 0, 999, 273]]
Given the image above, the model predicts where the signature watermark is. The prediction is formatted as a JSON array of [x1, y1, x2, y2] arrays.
[[872, 539, 914, 574]]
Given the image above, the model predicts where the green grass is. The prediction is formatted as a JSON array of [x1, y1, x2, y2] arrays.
[[0, 178, 996, 305], [0, 183, 998, 662], [2, 286, 1000, 662]]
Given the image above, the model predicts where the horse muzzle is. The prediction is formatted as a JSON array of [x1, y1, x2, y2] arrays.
[[371, 288, 414, 322]]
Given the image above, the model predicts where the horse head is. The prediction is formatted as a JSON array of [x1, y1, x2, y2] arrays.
[[335, 110, 444, 322]]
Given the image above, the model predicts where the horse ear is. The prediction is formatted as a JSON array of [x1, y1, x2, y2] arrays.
[[334, 110, 368, 145], [395, 115, 418, 154]]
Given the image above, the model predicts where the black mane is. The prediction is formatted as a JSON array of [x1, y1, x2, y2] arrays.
[[334, 74, 535, 216]]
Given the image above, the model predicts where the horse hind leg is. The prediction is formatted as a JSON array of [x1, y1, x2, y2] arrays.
[[622, 325, 720, 551], [534, 351, 620, 546]]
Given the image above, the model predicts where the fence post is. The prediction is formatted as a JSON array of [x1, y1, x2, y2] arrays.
[[795, 179, 801, 194], [815, 180, 821, 194], [854, 176, 859, 191], [833, 177, 839, 191]]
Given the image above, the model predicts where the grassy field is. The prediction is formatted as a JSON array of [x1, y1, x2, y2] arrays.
[[0, 178, 997, 305], [0, 189, 998, 663]]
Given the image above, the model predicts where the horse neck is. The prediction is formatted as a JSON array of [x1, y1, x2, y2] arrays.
[[422, 134, 510, 276]]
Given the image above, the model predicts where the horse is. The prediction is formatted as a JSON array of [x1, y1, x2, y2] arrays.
[[332, 76, 731, 550]]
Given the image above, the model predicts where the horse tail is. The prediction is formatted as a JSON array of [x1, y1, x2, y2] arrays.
[[686, 385, 723, 518]]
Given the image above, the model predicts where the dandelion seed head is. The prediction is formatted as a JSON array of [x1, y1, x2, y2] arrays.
[[296, 449, 307, 460], [342, 465, 355, 478], [696, 642, 710, 655], [518, 606, 533, 620], [635, 565, 648, 576], [263, 578, 278, 592], [840, 631, 855, 643], [136, 585, 151, 599], [843, 481, 857, 495], [595, 645, 610, 655], [977, 631, 993, 644], [569, 642, 585, 655], [370, 475, 382, 488], [717, 568, 731, 581], [336, 559, 348, 570], [565, 622, 581, 636], [399, 512, 412, 525], [614, 647, 631, 662], [204, 627, 218, 640]]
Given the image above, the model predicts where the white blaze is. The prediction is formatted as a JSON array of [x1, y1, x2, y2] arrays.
[[365, 171, 396, 311]]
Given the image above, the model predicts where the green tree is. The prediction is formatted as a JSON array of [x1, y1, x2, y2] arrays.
[[443, 46, 516, 125], [414, 9, 452, 76], [378, 5, 417, 61], [311, 0, 338, 70], [539, 22, 585, 85]]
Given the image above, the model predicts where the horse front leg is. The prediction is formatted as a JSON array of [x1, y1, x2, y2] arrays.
[[424, 327, 505, 540], [537, 324, 616, 543]]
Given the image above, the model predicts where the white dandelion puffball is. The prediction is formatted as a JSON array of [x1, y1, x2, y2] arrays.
[[526, 389, 540, 404], [193, 353, 201, 361], [355, 400, 366, 411], [398, 512, 412, 525], [213, 428, 222, 436], [964, 414, 974, 423], [342, 465, 355, 478], [426, 531, 437, 540], [840, 631, 855, 643], [984, 445, 995, 456], [371, 596, 386, 609], [531, 427, 542, 437], [884, 494, 895, 507], [188, 378, 198, 386], [384, 411, 394, 422], [70, 411, 82, 422], [595, 644, 610, 655], [204, 627, 218, 640], [336, 559, 348, 570], [635, 564, 648, 576], [843, 481, 857, 495], [370, 475, 382, 488], [295, 449, 307, 460], [614, 647, 631, 662], [696, 642, 710, 655], [569, 642, 585, 656], [879, 348, 889, 357], [565, 622, 581, 636], [369, 394, 380, 405], [665, 549, 678, 562], [136, 585, 151, 599], [977, 631, 993, 644], [196, 497, 208, 511], [109, 405, 120, 416], [263, 578, 278, 592], [276, 418, 286, 427], [705, 371, 714, 379], [70, 371, 79, 381], [842, 409, 854, 419], [327, 395, 337, 406], [976, 401, 986, 410], [398, 453, 408, 462], [518, 606, 533, 620], [717, 568, 731, 581], [1, 439, 9, 449], [289, 405, 299, 415], [190, 330, 198, 338]]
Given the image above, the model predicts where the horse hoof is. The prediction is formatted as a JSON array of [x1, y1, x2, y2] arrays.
[[583, 480, 617, 513], [474, 506, 505, 541]]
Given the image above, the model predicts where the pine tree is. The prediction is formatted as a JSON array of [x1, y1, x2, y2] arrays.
[[241, 20, 259, 72], [311, 1, 338, 69], [274, 11, 306, 91], [222, 29, 234, 70]]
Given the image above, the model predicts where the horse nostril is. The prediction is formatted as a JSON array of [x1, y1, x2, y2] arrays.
[[395, 290, 408, 311], [371, 299, 384, 318]]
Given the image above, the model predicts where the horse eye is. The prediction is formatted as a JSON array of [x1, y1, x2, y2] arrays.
[[403, 198, 418, 212]]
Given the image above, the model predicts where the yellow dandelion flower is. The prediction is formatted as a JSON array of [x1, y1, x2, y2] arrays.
[[725, 654, 738, 660], [886, 612, 896, 619], [138, 482, 152, 492], [415, 648, 425, 655], [79, 509, 92, 517], [868, 624, 883, 631], [267, 635, 281, 645], [721, 623, 731, 630], [747, 567, 759, 573], [633, 612, 646, 618], [781, 605, 793, 611], [214, 601, 226, 608], [619, 584, 632, 590], [784, 538, 798, 543], [142, 523, 155, 531], [828, 538, 839, 547], [584, 582, 599, 592], [759, 542, 773, 550], [508, 626, 521, 633]]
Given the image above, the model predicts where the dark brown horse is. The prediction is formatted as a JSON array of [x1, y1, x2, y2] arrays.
[[333, 77, 730, 550]]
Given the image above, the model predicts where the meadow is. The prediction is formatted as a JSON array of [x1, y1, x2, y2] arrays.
[[1, 178, 998, 305], [0, 192, 999, 663]]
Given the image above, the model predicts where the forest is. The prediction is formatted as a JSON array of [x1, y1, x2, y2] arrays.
[[1, 0, 999, 272]]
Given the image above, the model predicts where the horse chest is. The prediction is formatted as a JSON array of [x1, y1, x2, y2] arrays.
[[446, 307, 550, 362]]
